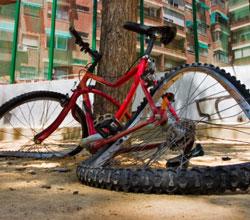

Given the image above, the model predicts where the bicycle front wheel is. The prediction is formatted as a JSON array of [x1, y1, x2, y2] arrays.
[[0, 91, 88, 158]]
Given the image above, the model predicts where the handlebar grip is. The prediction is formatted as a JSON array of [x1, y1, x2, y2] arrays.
[[69, 26, 82, 43]]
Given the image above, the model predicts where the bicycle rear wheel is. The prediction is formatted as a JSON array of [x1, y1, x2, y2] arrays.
[[77, 63, 250, 194], [0, 91, 88, 158]]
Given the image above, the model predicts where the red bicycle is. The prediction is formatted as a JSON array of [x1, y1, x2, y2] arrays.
[[0, 22, 250, 193]]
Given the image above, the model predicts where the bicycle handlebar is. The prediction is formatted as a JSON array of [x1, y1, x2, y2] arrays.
[[69, 26, 102, 71]]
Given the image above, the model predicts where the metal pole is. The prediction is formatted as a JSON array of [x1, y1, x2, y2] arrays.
[[48, 0, 57, 80], [192, 0, 199, 62], [140, 0, 144, 56], [92, 0, 97, 51], [10, 0, 21, 84]]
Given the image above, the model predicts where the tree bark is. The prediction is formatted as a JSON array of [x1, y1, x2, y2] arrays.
[[94, 0, 138, 117]]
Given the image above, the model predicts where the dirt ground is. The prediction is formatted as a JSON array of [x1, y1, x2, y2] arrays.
[[0, 155, 249, 220]]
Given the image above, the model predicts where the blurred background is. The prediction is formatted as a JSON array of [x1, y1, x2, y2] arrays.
[[0, 0, 249, 84]]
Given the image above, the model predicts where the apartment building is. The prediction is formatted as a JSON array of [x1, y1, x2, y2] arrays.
[[0, 0, 249, 83], [211, 0, 230, 65], [229, 0, 250, 65], [0, 0, 92, 82]]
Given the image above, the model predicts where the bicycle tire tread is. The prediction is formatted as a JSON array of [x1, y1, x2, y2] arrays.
[[76, 162, 250, 194]]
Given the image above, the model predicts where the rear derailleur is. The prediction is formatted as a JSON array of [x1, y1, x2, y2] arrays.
[[166, 144, 204, 168]]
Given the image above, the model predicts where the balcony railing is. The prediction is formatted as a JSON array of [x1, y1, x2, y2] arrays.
[[211, 23, 230, 34], [229, 0, 249, 7], [232, 38, 250, 48], [213, 41, 228, 50], [154, 44, 186, 58], [144, 14, 161, 22], [164, 0, 185, 11], [231, 16, 250, 27]]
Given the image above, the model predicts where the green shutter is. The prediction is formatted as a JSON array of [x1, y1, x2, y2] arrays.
[[0, 21, 14, 32], [22, 1, 42, 8], [199, 42, 208, 49], [211, 11, 229, 25], [186, 20, 193, 27], [46, 28, 71, 38], [198, 1, 210, 10]]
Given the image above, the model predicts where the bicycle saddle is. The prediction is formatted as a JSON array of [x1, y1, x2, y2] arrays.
[[123, 21, 176, 45]]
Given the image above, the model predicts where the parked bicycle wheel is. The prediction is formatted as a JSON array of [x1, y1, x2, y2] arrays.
[[0, 91, 88, 158], [77, 63, 250, 194]]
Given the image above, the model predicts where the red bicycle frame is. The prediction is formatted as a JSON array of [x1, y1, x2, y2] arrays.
[[34, 56, 178, 152]]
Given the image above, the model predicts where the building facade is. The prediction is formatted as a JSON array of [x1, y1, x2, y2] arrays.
[[0, 0, 249, 84], [229, 0, 250, 65], [0, 0, 93, 83]]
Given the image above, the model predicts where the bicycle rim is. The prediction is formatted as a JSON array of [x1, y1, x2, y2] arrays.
[[0, 91, 87, 158]]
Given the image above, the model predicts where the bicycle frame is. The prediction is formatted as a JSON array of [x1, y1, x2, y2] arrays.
[[34, 56, 177, 152]]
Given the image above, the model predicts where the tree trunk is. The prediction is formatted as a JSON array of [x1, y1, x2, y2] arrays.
[[94, 0, 138, 117]]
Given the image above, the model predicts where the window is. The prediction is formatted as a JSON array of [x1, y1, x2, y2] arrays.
[[187, 44, 194, 53], [23, 6, 40, 17], [234, 49, 242, 59], [57, 37, 67, 50], [48, 5, 69, 20], [214, 51, 228, 63], [198, 6, 206, 18], [211, 0, 225, 8], [198, 21, 207, 35], [0, 4, 15, 18], [47, 36, 68, 51], [76, 5, 90, 12], [243, 47, 250, 57], [185, 2, 192, 12], [163, 8, 185, 26], [234, 46, 250, 59], [20, 66, 38, 79], [73, 59, 88, 66], [78, 32, 89, 41], [22, 35, 39, 48], [54, 68, 68, 79], [199, 48, 208, 56], [144, 7, 161, 19]]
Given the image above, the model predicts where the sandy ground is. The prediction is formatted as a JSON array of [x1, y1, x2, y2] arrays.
[[0, 155, 250, 220]]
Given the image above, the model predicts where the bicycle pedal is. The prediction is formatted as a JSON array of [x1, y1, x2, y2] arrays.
[[94, 114, 124, 138]]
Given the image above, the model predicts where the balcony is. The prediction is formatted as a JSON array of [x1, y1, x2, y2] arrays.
[[229, 0, 249, 12], [163, 0, 185, 12], [0, 48, 11, 61], [0, 0, 16, 5], [211, 23, 230, 34], [163, 20, 185, 38], [232, 38, 250, 50], [154, 44, 186, 60], [144, 0, 163, 8], [163, 8, 185, 28], [231, 16, 250, 31], [213, 41, 226, 51]]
